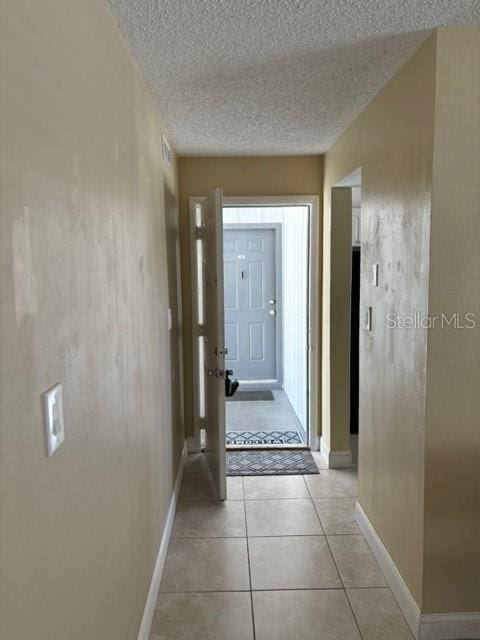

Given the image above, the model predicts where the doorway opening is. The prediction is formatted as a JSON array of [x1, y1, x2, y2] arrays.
[[330, 170, 362, 468], [189, 193, 319, 494], [221, 198, 319, 451]]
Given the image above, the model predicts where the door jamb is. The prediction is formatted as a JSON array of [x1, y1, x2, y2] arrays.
[[189, 195, 320, 451]]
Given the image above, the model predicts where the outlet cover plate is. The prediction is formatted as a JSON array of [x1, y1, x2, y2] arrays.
[[42, 383, 65, 456]]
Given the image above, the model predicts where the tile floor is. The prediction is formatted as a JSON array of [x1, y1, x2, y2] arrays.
[[150, 454, 414, 640], [226, 390, 307, 444]]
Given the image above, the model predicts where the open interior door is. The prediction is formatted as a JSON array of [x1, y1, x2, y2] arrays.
[[202, 188, 226, 500]]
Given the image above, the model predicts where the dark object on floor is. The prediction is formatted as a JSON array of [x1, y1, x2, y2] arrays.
[[226, 430, 303, 446], [227, 390, 274, 402], [225, 369, 240, 397], [227, 450, 319, 476]]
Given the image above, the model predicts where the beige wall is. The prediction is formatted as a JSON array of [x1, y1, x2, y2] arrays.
[[178, 156, 323, 437], [323, 34, 437, 605], [0, 2, 183, 639], [322, 187, 352, 452], [324, 26, 480, 616], [424, 27, 480, 613]]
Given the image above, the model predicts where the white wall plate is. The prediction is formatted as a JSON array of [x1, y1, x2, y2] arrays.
[[42, 383, 65, 456]]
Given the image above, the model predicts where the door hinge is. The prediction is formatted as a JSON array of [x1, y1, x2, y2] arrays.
[[197, 325, 207, 337]]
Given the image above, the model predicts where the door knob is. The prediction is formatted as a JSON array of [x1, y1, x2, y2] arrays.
[[269, 299, 276, 305], [269, 309, 276, 316]]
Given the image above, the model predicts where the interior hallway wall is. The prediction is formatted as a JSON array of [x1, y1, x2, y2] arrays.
[[0, 2, 183, 639], [178, 157, 323, 439], [323, 33, 437, 606], [423, 26, 480, 614], [324, 27, 480, 617], [224, 207, 309, 429]]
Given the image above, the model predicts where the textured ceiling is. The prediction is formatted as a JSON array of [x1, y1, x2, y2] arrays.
[[109, 1, 480, 155]]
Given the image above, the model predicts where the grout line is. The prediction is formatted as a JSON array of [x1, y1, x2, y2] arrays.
[[160, 586, 373, 596], [180, 495, 357, 501], [242, 487, 257, 640], [159, 585, 394, 595], [319, 524, 367, 638], [170, 533, 364, 540], [344, 588, 366, 640]]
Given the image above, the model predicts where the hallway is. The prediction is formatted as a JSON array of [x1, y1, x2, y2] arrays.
[[150, 455, 413, 640]]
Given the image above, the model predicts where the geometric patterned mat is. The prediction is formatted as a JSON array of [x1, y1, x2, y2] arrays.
[[226, 450, 319, 476], [227, 390, 274, 401], [226, 430, 304, 447]]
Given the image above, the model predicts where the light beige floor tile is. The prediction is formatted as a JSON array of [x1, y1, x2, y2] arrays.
[[249, 536, 341, 589], [347, 588, 414, 639], [150, 592, 254, 640], [327, 535, 387, 587], [246, 499, 323, 536], [172, 500, 246, 538], [184, 453, 209, 474], [313, 498, 360, 534], [243, 475, 309, 499], [160, 538, 250, 592], [180, 472, 217, 500], [253, 590, 362, 640], [227, 476, 244, 500], [305, 469, 358, 498]]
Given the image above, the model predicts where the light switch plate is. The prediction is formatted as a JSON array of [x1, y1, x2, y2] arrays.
[[42, 383, 65, 456], [366, 305, 373, 331]]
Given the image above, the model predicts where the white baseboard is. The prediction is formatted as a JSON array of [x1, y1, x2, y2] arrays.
[[355, 501, 421, 636], [355, 502, 480, 640], [186, 436, 198, 453], [309, 433, 320, 451], [320, 436, 352, 468], [137, 441, 187, 640], [419, 613, 480, 640]]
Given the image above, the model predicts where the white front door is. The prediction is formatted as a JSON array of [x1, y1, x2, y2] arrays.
[[202, 189, 226, 500]]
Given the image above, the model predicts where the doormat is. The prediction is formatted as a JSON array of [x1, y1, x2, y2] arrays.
[[227, 390, 274, 401], [227, 450, 319, 476], [226, 430, 304, 447]]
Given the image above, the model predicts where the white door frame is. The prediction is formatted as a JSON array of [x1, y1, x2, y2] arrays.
[[189, 195, 320, 451], [223, 222, 283, 390]]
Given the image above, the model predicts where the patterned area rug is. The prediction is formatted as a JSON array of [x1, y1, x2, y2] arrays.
[[226, 430, 304, 447], [227, 390, 274, 402], [227, 450, 319, 476]]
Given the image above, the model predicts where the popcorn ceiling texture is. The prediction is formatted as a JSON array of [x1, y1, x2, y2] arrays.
[[109, 0, 480, 155]]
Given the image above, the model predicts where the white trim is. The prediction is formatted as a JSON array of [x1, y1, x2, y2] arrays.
[[320, 436, 353, 468], [137, 441, 188, 640], [355, 501, 421, 637], [419, 613, 480, 640], [188, 197, 204, 453], [355, 501, 480, 640], [223, 195, 321, 451]]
